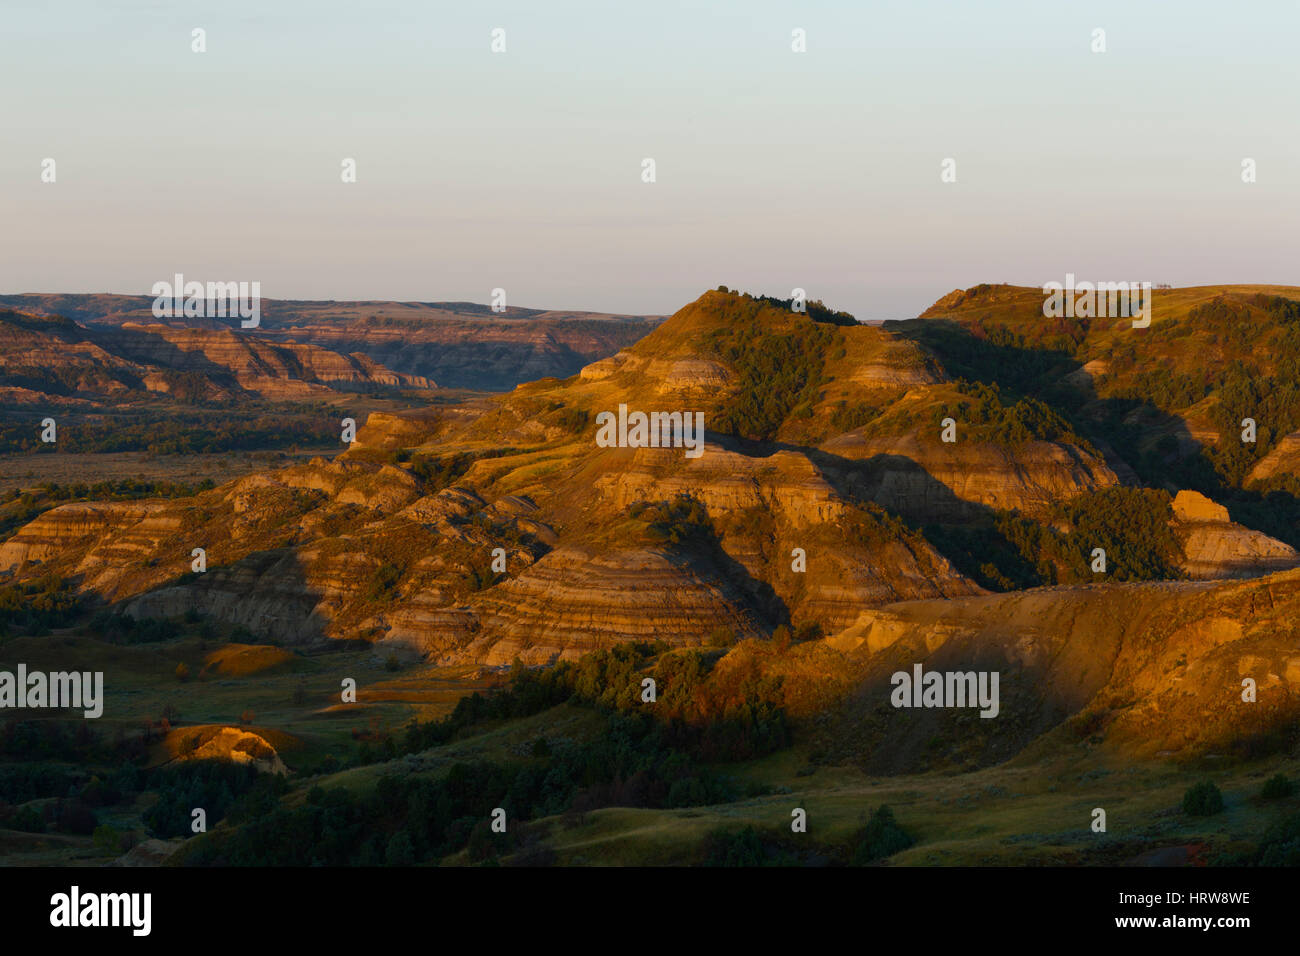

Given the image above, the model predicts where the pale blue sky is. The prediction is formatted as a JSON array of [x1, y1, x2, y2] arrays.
[[2, 0, 1297, 319]]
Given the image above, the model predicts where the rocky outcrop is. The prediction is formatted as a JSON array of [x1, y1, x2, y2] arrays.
[[1248, 429, 1300, 484], [768, 568, 1300, 771], [464, 546, 764, 666], [651, 359, 732, 396], [1, 294, 663, 392], [0, 310, 432, 404], [1172, 489, 1228, 522], [1170, 490, 1300, 579], [348, 412, 444, 451], [169, 726, 289, 775], [596, 444, 844, 527], [103, 324, 433, 395], [822, 431, 1120, 520], [0, 500, 188, 584]]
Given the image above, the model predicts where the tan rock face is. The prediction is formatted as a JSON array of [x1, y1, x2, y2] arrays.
[[0, 311, 433, 404], [823, 432, 1120, 520], [0, 293, 665, 391], [1061, 359, 1109, 390], [578, 355, 624, 381], [849, 341, 941, 389], [597, 444, 843, 526], [174, 727, 288, 776], [1167, 489, 1300, 580], [105, 325, 434, 395], [786, 568, 1300, 771], [466, 546, 764, 666], [261, 319, 656, 391], [1172, 489, 1230, 523], [1177, 524, 1299, 579], [851, 363, 939, 389], [653, 359, 732, 396], [1248, 429, 1300, 484]]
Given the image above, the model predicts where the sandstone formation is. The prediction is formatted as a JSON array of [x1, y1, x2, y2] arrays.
[[1248, 428, 1300, 484], [751, 568, 1300, 771], [822, 431, 1120, 520], [0, 294, 663, 392], [0, 309, 432, 404], [1169, 490, 1300, 579]]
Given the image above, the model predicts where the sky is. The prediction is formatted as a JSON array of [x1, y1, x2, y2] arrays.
[[2, 0, 1297, 320]]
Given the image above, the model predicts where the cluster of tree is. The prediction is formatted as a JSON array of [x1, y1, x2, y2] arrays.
[[1060, 487, 1182, 581], [386, 446, 518, 492], [839, 500, 923, 548], [849, 805, 916, 864], [0, 412, 339, 455], [701, 825, 803, 866], [364, 562, 403, 603], [5, 477, 213, 503], [703, 317, 834, 441], [716, 288, 857, 327], [544, 403, 591, 434], [1183, 780, 1224, 816], [184, 701, 768, 867], [0, 363, 132, 397], [700, 804, 914, 866], [629, 496, 713, 547], [0, 763, 81, 804], [405, 643, 790, 765], [206, 644, 790, 865], [0, 718, 144, 764], [0, 748, 277, 843], [935, 380, 1094, 450], [389, 448, 473, 490], [1, 763, 146, 836], [1207, 362, 1300, 487], [1103, 296, 1300, 491], [158, 369, 212, 404], [144, 760, 279, 838], [87, 611, 182, 645], [924, 488, 1183, 590], [0, 575, 81, 634], [0, 720, 151, 838], [899, 319, 1082, 397], [1110, 365, 1210, 414], [923, 517, 1057, 591], [829, 400, 882, 433]]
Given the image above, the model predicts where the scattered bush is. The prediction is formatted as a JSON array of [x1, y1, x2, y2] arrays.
[[1261, 774, 1294, 800], [1183, 780, 1225, 816], [850, 805, 915, 864]]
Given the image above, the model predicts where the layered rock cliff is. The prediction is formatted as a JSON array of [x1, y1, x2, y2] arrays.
[[0, 310, 432, 403]]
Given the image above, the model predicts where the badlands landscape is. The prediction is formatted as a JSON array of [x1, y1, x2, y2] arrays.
[[2, 285, 1299, 867]]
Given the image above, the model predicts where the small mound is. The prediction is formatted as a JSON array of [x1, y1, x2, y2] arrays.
[[201, 642, 295, 677], [165, 725, 292, 775]]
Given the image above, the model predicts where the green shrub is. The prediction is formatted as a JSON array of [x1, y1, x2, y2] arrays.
[[1256, 812, 1300, 866], [1183, 780, 1224, 816], [850, 805, 915, 864], [385, 831, 416, 866], [702, 826, 773, 866], [1261, 774, 1294, 800]]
